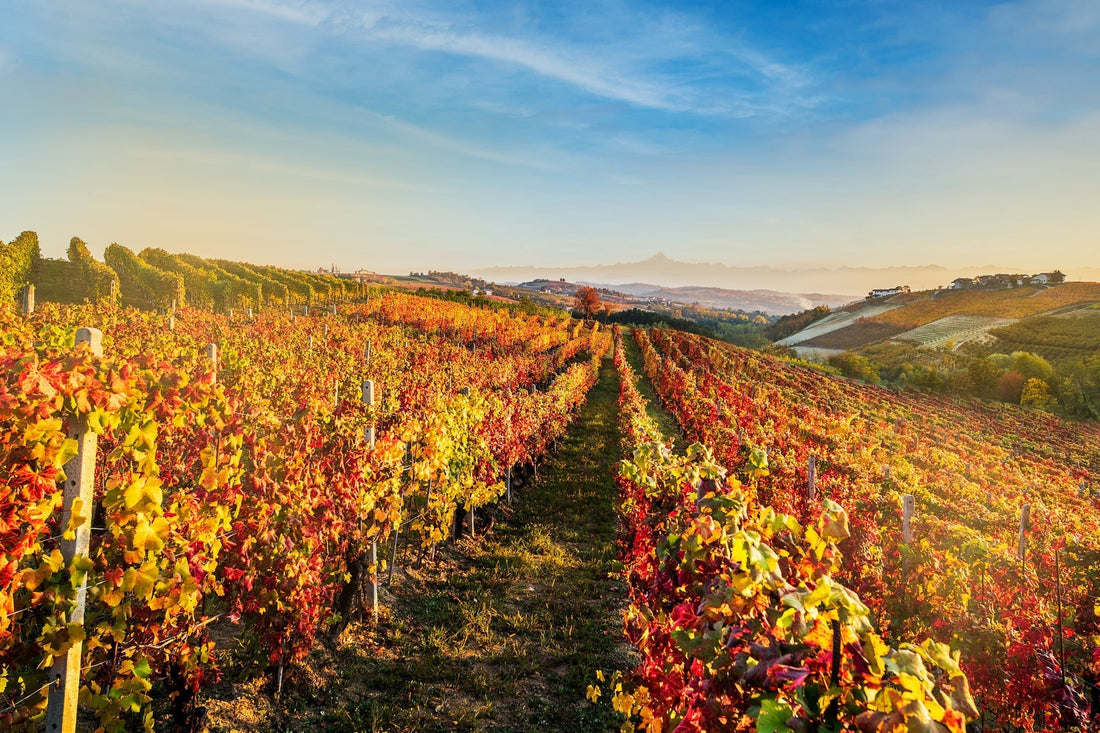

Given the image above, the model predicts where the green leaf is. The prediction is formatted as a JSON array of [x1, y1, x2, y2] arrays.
[[133, 658, 152, 680], [756, 697, 795, 733]]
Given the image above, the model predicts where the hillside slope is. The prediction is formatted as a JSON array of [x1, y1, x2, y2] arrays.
[[783, 283, 1100, 353]]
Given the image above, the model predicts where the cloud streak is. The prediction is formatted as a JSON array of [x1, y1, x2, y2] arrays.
[[365, 19, 689, 112], [177, 0, 811, 117], [358, 10, 812, 117]]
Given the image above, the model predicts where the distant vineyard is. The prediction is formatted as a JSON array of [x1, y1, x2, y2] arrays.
[[801, 320, 905, 350], [0, 294, 609, 729], [0, 232, 40, 303], [634, 327, 1100, 730], [868, 283, 1100, 331], [990, 312, 1100, 362], [1, 231, 360, 313]]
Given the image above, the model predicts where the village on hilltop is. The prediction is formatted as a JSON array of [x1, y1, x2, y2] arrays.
[[867, 270, 1067, 300]]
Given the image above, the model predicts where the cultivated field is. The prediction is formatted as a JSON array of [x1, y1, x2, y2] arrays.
[[896, 314, 1016, 348]]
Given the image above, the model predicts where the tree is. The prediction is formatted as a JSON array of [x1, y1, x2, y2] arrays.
[[996, 370, 1026, 404], [828, 352, 881, 384], [574, 286, 601, 322], [1012, 351, 1053, 382], [968, 357, 1003, 398], [1021, 378, 1052, 409]]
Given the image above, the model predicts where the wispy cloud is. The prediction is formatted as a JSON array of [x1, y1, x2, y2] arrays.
[[193, 0, 328, 26], [988, 0, 1100, 54], [359, 10, 814, 117], [173, 0, 812, 118], [364, 17, 689, 112]]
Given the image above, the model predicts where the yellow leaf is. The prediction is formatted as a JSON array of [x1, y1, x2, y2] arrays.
[[897, 672, 925, 698], [123, 562, 158, 599], [45, 548, 65, 572], [132, 521, 164, 553], [124, 479, 146, 509], [64, 496, 89, 540], [102, 587, 125, 607], [143, 477, 163, 506]]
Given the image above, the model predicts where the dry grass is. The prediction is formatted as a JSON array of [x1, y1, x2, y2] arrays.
[[200, 357, 633, 732]]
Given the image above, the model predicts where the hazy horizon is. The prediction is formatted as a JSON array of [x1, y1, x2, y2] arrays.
[[3, 1, 1099, 275]]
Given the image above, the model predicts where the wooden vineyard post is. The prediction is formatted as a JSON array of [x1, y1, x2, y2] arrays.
[[807, 455, 816, 501], [902, 493, 914, 544], [505, 387, 513, 504], [331, 304, 337, 316], [45, 327, 103, 733], [362, 380, 375, 449], [304, 305, 309, 317], [460, 385, 474, 536], [364, 340, 372, 363], [388, 522, 400, 584], [22, 284, 35, 315], [365, 540, 379, 624], [247, 306, 253, 318], [452, 505, 466, 541], [824, 619, 842, 731], [207, 343, 218, 385], [1018, 504, 1030, 569], [899, 492, 915, 583], [1055, 549, 1067, 689], [168, 315, 175, 331]]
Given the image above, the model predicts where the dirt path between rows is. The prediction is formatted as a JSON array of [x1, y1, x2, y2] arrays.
[[204, 355, 634, 732]]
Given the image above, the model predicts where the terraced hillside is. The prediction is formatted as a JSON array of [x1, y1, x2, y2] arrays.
[[785, 282, 1100, 355]]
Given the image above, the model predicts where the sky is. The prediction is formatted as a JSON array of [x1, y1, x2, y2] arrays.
[[1, 0, 1099, 276]]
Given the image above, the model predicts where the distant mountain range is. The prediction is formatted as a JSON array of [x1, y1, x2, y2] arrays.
[[475, 253, 1096, 297]]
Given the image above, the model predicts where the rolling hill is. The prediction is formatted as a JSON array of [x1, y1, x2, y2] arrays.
[[781, 282, 1100, 356]]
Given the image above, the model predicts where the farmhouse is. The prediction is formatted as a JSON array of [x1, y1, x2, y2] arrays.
[[952, 278, 974, 289], [1030, 271, 1066, 285], [867, 286, 911, 299]]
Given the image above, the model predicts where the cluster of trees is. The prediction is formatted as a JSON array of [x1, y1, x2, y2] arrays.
[[823, 343, 1100, 418], [962, 350, 1100, 416], [764, 304, 831, 341], [412, 286, 559, 318], [602, 307, 721, 340], [827, 352, 882, 384], [572, 286, 776, 348], [965, 351, 1053, 405]]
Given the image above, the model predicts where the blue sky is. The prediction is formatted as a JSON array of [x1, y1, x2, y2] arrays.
[[1, 0, 1098, 275]]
